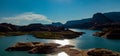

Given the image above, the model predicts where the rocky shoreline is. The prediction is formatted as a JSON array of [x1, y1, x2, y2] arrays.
[[93, 28, 120, 39], [5, 42, 120, 56], [0, 23, 84, 39], [0, 30, 84, 39]]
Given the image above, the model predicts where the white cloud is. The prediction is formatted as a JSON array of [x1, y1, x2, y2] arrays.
[[0, 12, 52, 25]]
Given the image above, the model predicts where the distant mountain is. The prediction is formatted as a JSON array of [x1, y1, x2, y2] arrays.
[[90, 12, 120, 30], [64, 12, 120, 29], [0, 23, 19, 32], [1, 12, 120, 32], [104, 12, 120, 22], [64, 18, 91, 28], [51, 22, 63, 26], [19, 23, 46, 31], [0, 23, 67, 32], [92, 13, 113, 24]]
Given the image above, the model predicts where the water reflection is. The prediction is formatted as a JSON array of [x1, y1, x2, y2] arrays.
[[47, 52, 69, 56], [58, 52, 69, 56], [53, 39, 71, 46]]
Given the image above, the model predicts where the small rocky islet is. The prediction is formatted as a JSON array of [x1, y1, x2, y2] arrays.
[[5, 42, 120, 56]]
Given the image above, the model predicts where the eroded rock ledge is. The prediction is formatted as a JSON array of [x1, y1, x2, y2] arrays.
[[5, 42, 120, 56]]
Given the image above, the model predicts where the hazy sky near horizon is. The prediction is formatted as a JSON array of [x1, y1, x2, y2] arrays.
[[0, 0, 120, 25]]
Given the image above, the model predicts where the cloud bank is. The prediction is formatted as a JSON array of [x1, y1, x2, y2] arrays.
[[0, 12, 52, 25]]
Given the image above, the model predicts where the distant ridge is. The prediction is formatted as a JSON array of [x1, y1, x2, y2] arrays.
[[64, 12, 120, 29]]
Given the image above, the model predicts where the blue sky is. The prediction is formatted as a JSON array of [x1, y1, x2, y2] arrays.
[[0, 0, 120, 25]]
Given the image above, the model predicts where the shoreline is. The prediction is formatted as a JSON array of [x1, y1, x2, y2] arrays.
[[5, 42, 120, 56], [0, 30, 84, 39]]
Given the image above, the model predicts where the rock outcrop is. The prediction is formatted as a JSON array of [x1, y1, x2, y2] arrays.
[[92, 13, 113, 24], [5, 42, 37, 51], [93, 28, 120, 39], [5, 42, 120, 56], [0, 23, 18, 32], [87, 48, 120, 56], [5, 42, 60, 54]]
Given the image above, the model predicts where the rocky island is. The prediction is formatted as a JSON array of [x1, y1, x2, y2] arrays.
[[93, 28, 120, 39], [6, 42, 120, 56], [93, 23, 120, 39]]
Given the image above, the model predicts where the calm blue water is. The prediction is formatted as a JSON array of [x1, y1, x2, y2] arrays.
[[70, 29, 120, 52], [0, 29, 120, 56]]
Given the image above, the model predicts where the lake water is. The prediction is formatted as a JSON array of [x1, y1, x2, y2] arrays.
[[0, 29, 120, 56]]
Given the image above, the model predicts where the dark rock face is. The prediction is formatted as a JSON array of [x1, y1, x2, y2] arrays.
[[0, 26, 12, 32], [20, 23, 66, 32], [90, 12, 120, 30], [64, 19, 91, 29], [19, 23, 46, 31], [65, 12, 120, 39], [90, 22, 120, 30], [0, 23, 67, 32], [104, 12, 120, 22], [5, 42, 35, 51], [51, 22, 63, 27], [93, 28, 120, 39], [92, 13, 113, 24], [0, 23, 19, 32], [65, 12, 120, 29]]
